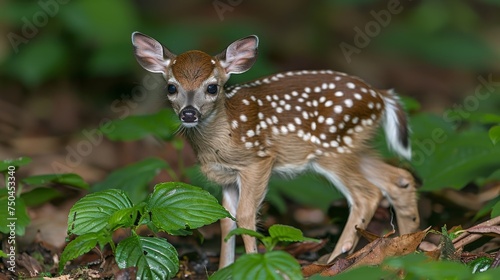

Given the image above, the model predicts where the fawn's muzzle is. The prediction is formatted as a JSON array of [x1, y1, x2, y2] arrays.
[[180, 106, 200, 125]]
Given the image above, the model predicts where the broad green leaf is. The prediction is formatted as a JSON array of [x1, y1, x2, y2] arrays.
[[146, 182, 232, 234], [225, 228, 266, 242], [0, 157, 31, 172], [268, 224, 320, 243], [102, 109, 179, 141], [492, 201, 500, 218], [0, 250, 7, 258], [0, 194, 30, 235], [2, 35, 68, 87], [21, 187, 62, 207], [184, 165, 222, 199], [232, 251, 302, 280], [474, 196, 500, 220], [92, 158, 168, 203], [107, 207, 137, 231], [385, 253, 471, 280], [412, 127, 500, 191], [466, 113, 500, 124], [268, 173, 343, 213], [400, 95, 421, 112], [115, 235, 179, 280], [22, 173, 89, 190], [68, 189, 133, 235], [469, 257, 493, 273], [489, 125, 500, 145], [209, 264, 233, 280], [59, 232, 101, 272]]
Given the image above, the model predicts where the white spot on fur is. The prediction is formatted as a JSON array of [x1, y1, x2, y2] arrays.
[[334, 105, 343, 114]]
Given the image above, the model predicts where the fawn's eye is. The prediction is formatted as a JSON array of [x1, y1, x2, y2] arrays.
[[207, 84, 218, 94], [167, 84, 177, 94]]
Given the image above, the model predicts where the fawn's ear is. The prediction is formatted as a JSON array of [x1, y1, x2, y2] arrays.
[[216, 35, 258, 75], [131, 32, 176, 74]]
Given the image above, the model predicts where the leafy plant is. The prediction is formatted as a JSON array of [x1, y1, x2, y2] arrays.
[[60, 182, 232, 280], [210, 224, 320, 280], [0, 157, 88, 236]]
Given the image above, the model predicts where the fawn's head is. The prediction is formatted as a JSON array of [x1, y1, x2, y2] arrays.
[[131, 32, 259, 127]]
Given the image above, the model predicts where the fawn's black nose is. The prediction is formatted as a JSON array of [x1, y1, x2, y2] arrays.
[[180, 106, 200, 124]]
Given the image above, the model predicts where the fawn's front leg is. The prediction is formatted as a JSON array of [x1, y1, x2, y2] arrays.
[[218, 158, 274, 268], [220, 185, 239, 269], [236, 158, 274, 254]]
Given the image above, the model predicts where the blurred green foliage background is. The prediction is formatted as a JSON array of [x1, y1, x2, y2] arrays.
[[1, 0, 499, 195], [1, 0, 499, 104]]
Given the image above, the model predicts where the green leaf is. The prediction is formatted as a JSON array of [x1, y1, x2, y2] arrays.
[[232, 251, 302, 280], [225, 228, 266, 242], [59, 232, 101, 272], [184, 165, 222, 199], [0, 194, 30, 236], [92, 158, 168, 203], [0, 157, 31, 172], [268, 173, 343, 213], [492, 201, 500, 218], [489, 125, 500, 145], [102, 109, 179, 141], [268, 224, 320, 243], [413, 128, 500, 191], [469, 257, 493, 273], [209, 264, 233, 280], [21, 187, 62, 207], [22, 173, 89, 190], [146, 182, 232, 234], [107, 207, 137, 231], [115, 235, 179, 280], [384, 253, 471, 280], [68, 189, 133, 235], [2, 35, 68, 87], [400, 95, 421, 112], [475, 196, 500, 220]]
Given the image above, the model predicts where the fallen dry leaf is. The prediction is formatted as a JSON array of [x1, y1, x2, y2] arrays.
[[285, 239, 328, 257], [356, 226, 391, 243], [302, 227, 430, 277], [346, 227, 430, 269]]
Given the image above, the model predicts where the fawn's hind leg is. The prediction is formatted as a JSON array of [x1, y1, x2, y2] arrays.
[[360, 155, 420, 235], [312, 157, 384, 264]]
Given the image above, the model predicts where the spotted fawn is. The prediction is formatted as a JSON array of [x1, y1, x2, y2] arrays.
[[131, 32, 419, 268]]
